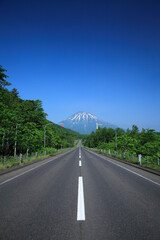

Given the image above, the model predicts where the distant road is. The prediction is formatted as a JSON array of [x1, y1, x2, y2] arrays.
[[0, 146, 160, 240]]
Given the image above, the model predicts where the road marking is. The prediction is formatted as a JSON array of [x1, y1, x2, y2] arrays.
[[77, 176, 85, 221], [88, 150, 160, 187], [79, 155, 81, 159], [0, 157, 60, 186], [79, 160, 82, 167]]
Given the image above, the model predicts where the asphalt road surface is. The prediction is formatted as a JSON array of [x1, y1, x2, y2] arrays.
[[0, 145, 160, 240]]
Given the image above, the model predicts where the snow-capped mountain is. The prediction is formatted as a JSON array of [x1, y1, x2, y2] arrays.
[[58, 111, 117, 134]]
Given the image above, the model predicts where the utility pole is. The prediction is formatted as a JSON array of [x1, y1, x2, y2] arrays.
[[14, 124, 20, 157], [115, 129, 117, 151]]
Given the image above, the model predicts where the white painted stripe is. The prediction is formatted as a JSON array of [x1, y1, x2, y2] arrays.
[[89, 150, 160, 187], [0, 156, 59, 186], [79, 155, 81, 159], [77, 176, 85, 221], [79, 161, 82, 167]]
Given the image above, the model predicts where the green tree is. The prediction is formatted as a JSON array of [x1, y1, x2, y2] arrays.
[[140, 129, 158, 145], [0, 65, 11, 88], [130, 125, 139, 138]]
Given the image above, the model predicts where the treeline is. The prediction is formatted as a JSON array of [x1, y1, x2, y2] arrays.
[[0, 65, 80, 156], [83, 125, 160, 158]]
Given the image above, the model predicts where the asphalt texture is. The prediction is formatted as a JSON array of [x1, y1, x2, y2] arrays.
[[0, 145, 160, 240]]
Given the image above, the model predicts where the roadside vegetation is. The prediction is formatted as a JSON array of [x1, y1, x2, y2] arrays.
[[0, 65, 81, 169], [0, 148, 74, 170], [83, 125, 160, 170]]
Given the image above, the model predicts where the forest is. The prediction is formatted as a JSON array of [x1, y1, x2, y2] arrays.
[[83, 124, 160, 161], [0, 65, 80, 157]]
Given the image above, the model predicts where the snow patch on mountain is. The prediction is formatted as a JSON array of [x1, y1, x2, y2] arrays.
[[68, 112, 98, 122], [58, 111, 117, 134]]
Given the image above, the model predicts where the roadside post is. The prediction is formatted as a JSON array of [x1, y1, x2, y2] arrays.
[[138, 154, 142, 165], [4, 156, 6, 165], [20, 153, 23, 163]]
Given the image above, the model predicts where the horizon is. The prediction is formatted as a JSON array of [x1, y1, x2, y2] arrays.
[[1, 0, 160, 131]]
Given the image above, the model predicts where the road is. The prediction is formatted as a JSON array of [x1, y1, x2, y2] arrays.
[[0, 145, 160, 240]]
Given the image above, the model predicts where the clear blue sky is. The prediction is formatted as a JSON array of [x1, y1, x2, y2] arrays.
[[0, 0, 160, 131]]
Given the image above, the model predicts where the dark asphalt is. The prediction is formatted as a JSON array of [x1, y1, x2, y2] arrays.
[[0, 146, 160, 240]]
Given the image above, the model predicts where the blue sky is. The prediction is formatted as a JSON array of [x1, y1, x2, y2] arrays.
[[0, 0, 160, 131]]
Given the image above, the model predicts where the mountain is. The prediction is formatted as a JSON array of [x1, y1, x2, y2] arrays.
[[58, 112, 117, 134]]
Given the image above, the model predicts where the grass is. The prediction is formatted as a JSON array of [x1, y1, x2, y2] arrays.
[[87, 148, 160, 171], [0, 148, 73, 171]]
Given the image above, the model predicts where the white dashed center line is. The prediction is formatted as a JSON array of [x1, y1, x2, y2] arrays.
[[77, 176, 85, 221]]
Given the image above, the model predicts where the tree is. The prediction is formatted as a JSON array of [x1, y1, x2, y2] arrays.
[[140, 142, 160, 156], [130, 125, 139, 138], [0, 65, 11, 88], [140, 129, 158, 145], [116, 128, 125, 136], [20, 100, 47, 128], [116, 135, 139, 153], [11, 88, 19, 98]]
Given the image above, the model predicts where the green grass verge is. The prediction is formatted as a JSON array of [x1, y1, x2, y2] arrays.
[[0, 148, 73, 171], [87, 148, 160, 171]]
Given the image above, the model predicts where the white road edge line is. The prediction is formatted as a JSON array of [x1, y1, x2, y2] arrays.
[[77, 176, 85, 221], [0, 157, 59, 186], [79, 160, 82, 167], [88, 150, 160, 187]]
